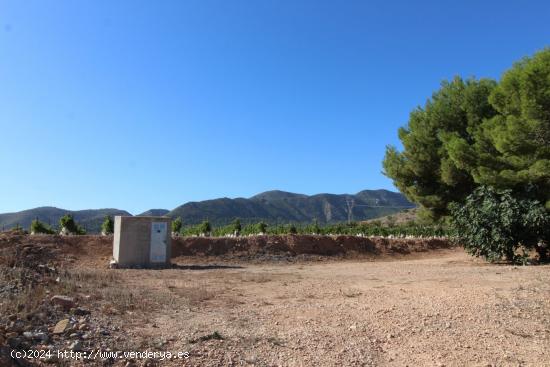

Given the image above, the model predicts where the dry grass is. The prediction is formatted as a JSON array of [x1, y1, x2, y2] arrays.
[[0, 263, 167, 320], [165, 279, 213, 306], [0, 266, 49, 317], [240, 273, 272, 283], [340, 288, 363, 298]]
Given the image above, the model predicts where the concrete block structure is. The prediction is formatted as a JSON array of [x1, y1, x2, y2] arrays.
[[112, 216, 171, 268]]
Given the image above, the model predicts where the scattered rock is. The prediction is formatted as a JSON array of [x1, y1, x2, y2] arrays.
[[73, 307, 91, 316], [34, 332, 49, 343], [53, 319, 70, 334], [7, 337, 22, 348], [68, 340, 82, 351], [51, 295, 76, 310], [244, 354, 258, 364]]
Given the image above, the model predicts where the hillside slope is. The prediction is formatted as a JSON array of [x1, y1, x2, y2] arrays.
[[138, 209, 170, 217], [169, 189, 414, 225]]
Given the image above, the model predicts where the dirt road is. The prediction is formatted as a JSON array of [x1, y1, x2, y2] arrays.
[[109, 249, 550, 366]]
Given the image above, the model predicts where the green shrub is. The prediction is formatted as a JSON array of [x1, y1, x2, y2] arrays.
[[451, 186, 549, 263], [30, 219, 54, 234], [172, 217, 183, 233], [257, 222, 267, 234], [307, 220, 320, 235], [59, 214, 86, 235], [232, 218, 242, 234], [289, 224, 297, 234], [199, 220, 211, 236], [101, 216, 114, 235]]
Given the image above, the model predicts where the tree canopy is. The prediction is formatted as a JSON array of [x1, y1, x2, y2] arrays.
[[383, 48, 550, 220], [101, 216, 114, 235], [172, 217, 183, 233], [383, 77, 498, 220], [59, 214, 86, 235], [447, 49, 550, 209]]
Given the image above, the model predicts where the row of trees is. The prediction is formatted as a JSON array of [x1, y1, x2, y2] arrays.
[[383, 48, 550, 262], [30, 214, 114, 235], [30, 214, 86, 235], [25, 211, 450, 239], [27, 214, 446, 238], [173, 217, 448, 238]]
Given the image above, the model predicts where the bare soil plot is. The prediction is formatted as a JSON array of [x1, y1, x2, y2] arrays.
[[1, 234, 549, 366], [118, 249, 550, 366]]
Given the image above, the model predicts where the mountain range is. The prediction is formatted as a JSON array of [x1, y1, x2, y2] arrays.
[[0, 207, 131, 233], [0, 189, 414, 233]]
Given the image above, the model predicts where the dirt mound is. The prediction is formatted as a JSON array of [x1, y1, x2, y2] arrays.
[[0, 233, 454, 267], [0, 234, 135, 366], [172, 235, 453, 258]]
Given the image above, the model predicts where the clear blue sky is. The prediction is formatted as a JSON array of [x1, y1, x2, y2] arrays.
[[0, 1, 548, 214]]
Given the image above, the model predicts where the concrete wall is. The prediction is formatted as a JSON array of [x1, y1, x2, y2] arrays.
[[112, 216, 171, 268]]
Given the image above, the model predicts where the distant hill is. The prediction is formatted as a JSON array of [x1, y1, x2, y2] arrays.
[[0, 189, 415, 232], [0, 207, 131, 233], [168, 189, 415, 226], [363, 208, 419, 226], [138, 209, 169, 217]]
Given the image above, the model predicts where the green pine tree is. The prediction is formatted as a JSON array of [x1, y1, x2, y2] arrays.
[[383, 76, 498, 220], [101, 216, 114, 235]]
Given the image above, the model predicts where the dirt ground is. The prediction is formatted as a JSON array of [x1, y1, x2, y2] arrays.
[[2, 234, 550, 366], [120, 249, 550, 367]]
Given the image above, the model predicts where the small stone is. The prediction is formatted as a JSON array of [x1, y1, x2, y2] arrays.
[[53, 319, 70, 334], [245, 354, 258, 364], [8, 320, 23, 332], [34, 332, 48, 342], [7, 337, 22, 348], [68, 340, 82, 351], [73, 307, 91, 316], [51, 295, 76, 310]]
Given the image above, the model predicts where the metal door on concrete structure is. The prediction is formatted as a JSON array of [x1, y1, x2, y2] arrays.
[[150, 222, 167, 263]]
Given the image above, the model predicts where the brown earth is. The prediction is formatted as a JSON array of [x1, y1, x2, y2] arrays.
[[1, 233, 549, 366]]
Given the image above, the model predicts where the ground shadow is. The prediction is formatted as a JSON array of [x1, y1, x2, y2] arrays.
[[171, 264, 244, 270]]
